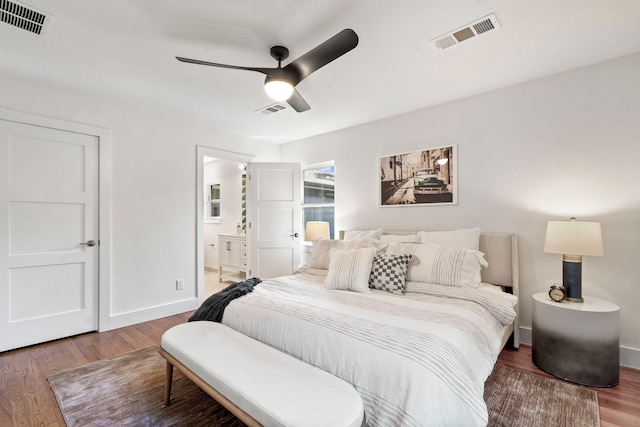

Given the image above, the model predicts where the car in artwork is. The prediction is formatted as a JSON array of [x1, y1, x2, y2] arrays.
[[414, 169, 448, 194]]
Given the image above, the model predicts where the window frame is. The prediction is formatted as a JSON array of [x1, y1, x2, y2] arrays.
[[301, 161, 335, 243]]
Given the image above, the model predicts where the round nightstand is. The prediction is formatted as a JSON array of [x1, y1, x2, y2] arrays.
[[532, 292, 620, 387]]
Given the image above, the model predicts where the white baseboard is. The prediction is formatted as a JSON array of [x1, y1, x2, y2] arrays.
[[621, 346, 640, 369], [519, 326, 640, 370], [105, 298, 199, 331], [519, 326, 532, 346]]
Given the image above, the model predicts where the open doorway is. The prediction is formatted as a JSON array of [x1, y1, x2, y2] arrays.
[[196, 147, 252, 301]]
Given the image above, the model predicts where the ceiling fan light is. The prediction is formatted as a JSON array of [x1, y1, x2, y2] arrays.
[[264, 80, 294, 101]]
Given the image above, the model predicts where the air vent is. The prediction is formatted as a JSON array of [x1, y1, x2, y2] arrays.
[[256, 103, 288, 115], [431, 14, 500, 50], [0, 0, 49, 35]]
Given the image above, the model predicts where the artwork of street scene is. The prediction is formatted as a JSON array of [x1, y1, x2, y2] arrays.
[[380, 146, 456, 206]]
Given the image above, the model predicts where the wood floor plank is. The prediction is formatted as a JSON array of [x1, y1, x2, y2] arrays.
[[0, 312, 638, 427]]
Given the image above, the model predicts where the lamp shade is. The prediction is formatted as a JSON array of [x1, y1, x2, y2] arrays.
[[544, 219, 604, 256], [305, 221, 330, 242], [264, 79, 294, 101]]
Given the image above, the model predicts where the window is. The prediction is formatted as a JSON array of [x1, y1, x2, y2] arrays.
[[205, 182, 221, 223], [302, 162, 335, 239]]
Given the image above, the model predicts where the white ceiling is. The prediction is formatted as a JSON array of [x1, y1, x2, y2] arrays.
[[2, 1, 640, 143]]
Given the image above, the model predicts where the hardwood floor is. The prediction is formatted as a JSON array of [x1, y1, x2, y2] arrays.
[[1, 314, 638, 426], [0, 312, 191, 427]]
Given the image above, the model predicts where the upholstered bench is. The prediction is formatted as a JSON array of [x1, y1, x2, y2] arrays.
[[160, 321, 364, 427]]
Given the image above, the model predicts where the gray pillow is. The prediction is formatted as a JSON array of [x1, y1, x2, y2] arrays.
[[369, 253, 413, 294]]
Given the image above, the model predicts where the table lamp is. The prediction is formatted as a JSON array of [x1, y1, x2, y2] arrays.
[[305, 221, 330, 242], [543, 217, 603, 302]]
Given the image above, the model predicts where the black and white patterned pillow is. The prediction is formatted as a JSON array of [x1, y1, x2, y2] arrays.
[[369, 253, 413, 294]]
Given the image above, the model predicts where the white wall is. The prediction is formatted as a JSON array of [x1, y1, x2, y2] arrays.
[[203, 159, 245, 269], [0, 74, 280, 329], [281, 53, 640, 367]]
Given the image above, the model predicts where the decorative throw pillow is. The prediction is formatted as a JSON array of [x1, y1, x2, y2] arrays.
[[417, 227, 481, 250], [343, 229, 384, 240], [385, 242, 488, 288], [369, 253, 413, 294], [308, 238, 380, 270], [324, 247, 377, 292]]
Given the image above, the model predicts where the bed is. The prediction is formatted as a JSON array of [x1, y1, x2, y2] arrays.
[[217, 229, 519, 427]]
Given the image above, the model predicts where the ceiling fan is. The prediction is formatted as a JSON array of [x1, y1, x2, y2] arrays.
[[176, 29, 359, 113]]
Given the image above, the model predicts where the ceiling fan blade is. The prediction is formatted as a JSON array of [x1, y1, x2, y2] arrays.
[[284, 29, 358, 85], [287, 89, 310, 113], [176, 56, 276, 75]]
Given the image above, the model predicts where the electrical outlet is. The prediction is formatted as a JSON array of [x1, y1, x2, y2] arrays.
[[176, 279, 184, 290]]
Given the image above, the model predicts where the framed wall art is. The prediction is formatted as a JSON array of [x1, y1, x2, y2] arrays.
[[380, 145, 457, 206]]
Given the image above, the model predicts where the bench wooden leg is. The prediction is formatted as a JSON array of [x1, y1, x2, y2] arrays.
[[159, 347, 263, 427], [164, 360, 174, 406]]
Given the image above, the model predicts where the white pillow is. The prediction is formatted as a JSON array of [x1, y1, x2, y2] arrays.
[[379, 234, 419, 243], [385, 242, 488, 288], [325, 247, 377, 292], [308, 238, 380, 270], [417, 227, 481, 250], [343, 229, 384, 240]]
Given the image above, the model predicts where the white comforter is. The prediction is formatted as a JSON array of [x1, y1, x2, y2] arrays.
[[222, 272, 517, 427]]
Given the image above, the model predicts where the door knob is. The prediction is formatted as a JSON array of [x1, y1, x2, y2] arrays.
[[81, 240, 97, 247], [290, 232, 299, 238]]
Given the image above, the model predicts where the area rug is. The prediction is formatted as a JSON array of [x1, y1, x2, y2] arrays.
[[484, 364, 599, 427], [49, 345, 599, 427]]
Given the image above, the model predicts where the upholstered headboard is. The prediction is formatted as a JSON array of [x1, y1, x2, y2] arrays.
[[478, 232, 519, 291]]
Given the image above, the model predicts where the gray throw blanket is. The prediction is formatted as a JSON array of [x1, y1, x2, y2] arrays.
[[188, 277, 262, 322]]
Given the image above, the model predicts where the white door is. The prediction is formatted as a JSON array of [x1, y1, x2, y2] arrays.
[[0, 120, 99, 351], [247, 162, 301, 279]]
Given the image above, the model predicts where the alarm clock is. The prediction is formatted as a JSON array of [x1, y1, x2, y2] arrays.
[[549, 284, 566, 302]]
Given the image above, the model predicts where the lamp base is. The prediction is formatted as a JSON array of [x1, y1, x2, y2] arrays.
[[562, 254, 583, 302]]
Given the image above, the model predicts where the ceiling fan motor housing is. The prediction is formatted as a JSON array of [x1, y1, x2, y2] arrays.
[[270, 46, 289, 62]]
